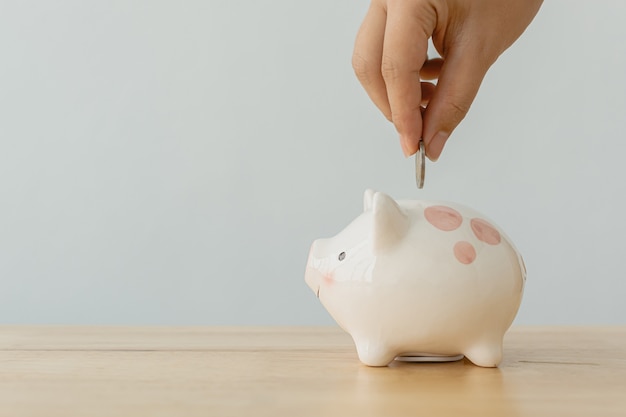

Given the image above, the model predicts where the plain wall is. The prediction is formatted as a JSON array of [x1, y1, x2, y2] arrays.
[[1, 0, 625, 325]]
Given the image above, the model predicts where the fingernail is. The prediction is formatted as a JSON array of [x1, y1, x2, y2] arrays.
[[427, 131, 449, 162]]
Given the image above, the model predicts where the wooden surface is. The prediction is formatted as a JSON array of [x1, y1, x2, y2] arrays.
[[0, 326, 625, 416]]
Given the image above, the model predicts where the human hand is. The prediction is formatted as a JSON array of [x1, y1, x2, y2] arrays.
[[352, 0, 543, 160]]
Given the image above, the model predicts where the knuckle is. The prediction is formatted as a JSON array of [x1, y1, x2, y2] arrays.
[[390, 111, 412, 133], [444, 98, 470, 126], [351, 53, 377, 86], [380, 55, 401, 83]]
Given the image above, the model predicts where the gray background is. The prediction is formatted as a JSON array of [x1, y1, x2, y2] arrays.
[[1, 0, 625, 325]]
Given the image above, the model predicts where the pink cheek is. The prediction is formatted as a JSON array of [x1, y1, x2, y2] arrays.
[[322, 273, 334, 286]]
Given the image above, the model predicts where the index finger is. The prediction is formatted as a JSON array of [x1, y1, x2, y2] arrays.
[[381, 1, 435, 156]]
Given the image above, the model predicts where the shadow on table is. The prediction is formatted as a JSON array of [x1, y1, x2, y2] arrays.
[[345, 358, 520, 416]]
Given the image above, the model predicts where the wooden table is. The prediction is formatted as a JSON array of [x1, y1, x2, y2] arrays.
[[0, 326, 624, 416]]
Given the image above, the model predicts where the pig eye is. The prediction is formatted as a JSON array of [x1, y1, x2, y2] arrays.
[[338, 251, 346, 261]]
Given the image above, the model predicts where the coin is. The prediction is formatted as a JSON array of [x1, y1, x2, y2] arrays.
[[395, 354, 464, 363], [415, 140, 425, 189]]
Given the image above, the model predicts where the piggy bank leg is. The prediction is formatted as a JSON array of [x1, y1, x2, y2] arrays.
[[354, 339, 396, 367], [463, 338, 504, 368]]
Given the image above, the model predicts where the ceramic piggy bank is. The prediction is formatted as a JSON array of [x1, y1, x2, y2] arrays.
[[305, 190, 525, 367]]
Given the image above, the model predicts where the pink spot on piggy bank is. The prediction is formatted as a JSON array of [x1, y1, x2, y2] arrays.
[[453, 241, 476, 264], [425, 205, 463, 231], [471, 218, 502, 245], [304, 190, 525, 368]]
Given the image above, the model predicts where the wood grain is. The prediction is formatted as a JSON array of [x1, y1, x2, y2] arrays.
[[0, 326, 624, 417]]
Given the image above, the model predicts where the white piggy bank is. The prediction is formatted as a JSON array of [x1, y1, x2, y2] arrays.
[[305, 190, 525, 367]]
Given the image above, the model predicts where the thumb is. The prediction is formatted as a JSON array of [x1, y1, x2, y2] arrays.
[[422, 46, 490, 161]]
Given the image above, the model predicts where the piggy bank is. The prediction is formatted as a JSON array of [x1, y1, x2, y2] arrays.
[[305, 190, 525, 367]]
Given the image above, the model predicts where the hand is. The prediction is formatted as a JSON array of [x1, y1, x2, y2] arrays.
[[352, 0, 543, 160]]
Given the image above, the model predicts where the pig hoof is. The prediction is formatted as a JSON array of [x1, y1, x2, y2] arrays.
[[355, 341, 396, 367], [463, 342, 503, 367]]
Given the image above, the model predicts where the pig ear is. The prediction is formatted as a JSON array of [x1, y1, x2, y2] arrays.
[[363, 189, 376, 212], [371, 192, 409, 252]]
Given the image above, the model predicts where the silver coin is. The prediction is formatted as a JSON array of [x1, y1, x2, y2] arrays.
[[415, 140, 425, 189], [395, 354, 464, 363]]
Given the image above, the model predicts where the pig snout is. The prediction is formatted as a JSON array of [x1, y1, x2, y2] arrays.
[[304, 266, 321, 297]]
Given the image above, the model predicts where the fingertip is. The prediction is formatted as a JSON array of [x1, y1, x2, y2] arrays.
[[420, 58, 444, 80], [400, 135, 418, 158], [426, 131, 449, 162], [400, 138, 412, 158]]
